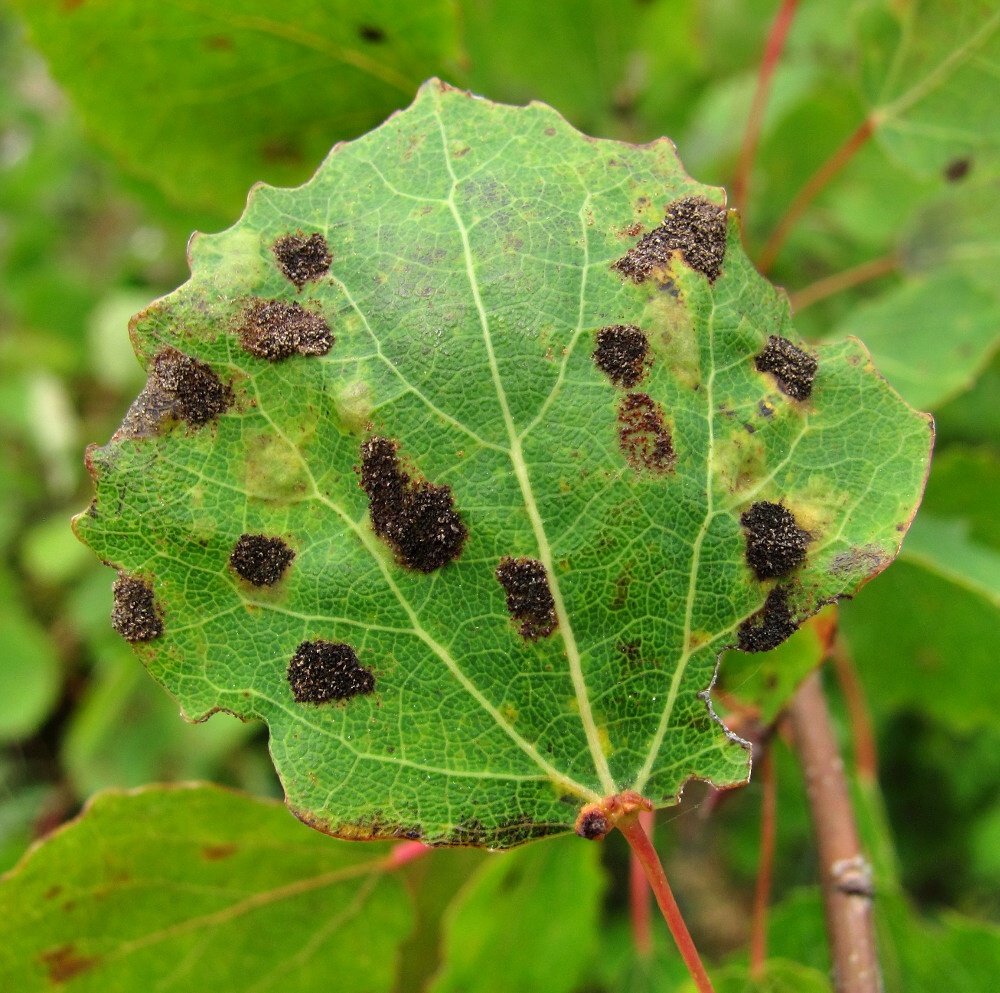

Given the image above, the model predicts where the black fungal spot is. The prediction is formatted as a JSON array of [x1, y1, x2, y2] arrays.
[[272, 232, 332, 288], [495, 557, 557, 640], [944, 157, 971, 182], [237, 299, 333, 361], [593, 325, 651, 388], [287, 640, 375, 703], [575, 809, 610, 841], [741, 501, 810, 580], [116, 347, 233, 438], [358, 24, 386, 43], [613, 195, 727, 283], [754, 335, 817, 402], [229, 534, 295, 586], [111, 573, 163, 642], [359, 436, 467, 572], [737, 586, 799, 653], [617, 393, 676, 473]]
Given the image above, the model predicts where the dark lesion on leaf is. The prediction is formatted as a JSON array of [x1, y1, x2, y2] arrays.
[[116, 347, 233, 438], [111, 572, 163, 642], [357, 24, 386, 43], [754, 335, 817, 402], [737, 586, 799, 652], [613, 195, 727, 283], [359, 436, 467, 572], [741, 501, 810, 580], [593, 325, 651, 388], [287, 640, 375, 703], [236, 298, 333, 361], [617, 393, 676, 474], [229, 534, 295, 587], [495, 556, 558, 640], [272, 232, 332, 288]]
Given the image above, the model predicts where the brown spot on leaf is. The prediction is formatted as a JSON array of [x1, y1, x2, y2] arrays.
[[737, 586, 799, 652], [358, 24, 386, 43], [741, 501, 810, 580], [237, 298, 333, 361], [754, 335, 817, 401], [111, 573, 162, 642], [575, 807, 610, 840], [272, 232, 332, 288], [593, 325, 651, 388], [287, 640, 375, 703], [359, 436, 467, 572], [40, 944, 100, 983], [201, 843, 238, 861], [116, 348, 233, 438], [613, 195, 727, 283], [944, 157, 971, 182], [229, 534, 295, 586], [617, 393, 676, 473], [495, 557, 557, 640]]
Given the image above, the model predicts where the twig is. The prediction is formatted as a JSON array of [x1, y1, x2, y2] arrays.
[[749, 746, 777, 976], [756, 118, 875, 274], [830, 637, 879, 783], [788, 669, 883, 993], [733, 0, 802, 221], [629, 808, 656, 957], [789, 255, 898, 312], [619, 816, 716, 993]]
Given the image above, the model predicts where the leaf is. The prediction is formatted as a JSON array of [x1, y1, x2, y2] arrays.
[[74, 80, 931, 848], [0, 784, 412, 993], [428, 835, 605, 993], [10, 0, 460, 219], [857, 0, 1000, 177]]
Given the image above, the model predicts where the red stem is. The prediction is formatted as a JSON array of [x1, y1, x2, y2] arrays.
[[830, 638, 879, 783], [756, 117, 876, 274], [619, 816, 716, 993], [789, 254, 898, 312], [733, 0, 802, 220], [386, 840, 433, 869], [629, 808, 656, 957], [749, 746, 777, 976]]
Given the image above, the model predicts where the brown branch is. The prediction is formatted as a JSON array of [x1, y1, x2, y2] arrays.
[[789, 254, 898, 312], [619, 816, 716, 993], [756, 118, 876, 274], [629, 808, 656, 957], [788, 669, 883, 993], [830, 637, 879, 783], [733, 0, 802, 221], [749, 746, 777, 976]]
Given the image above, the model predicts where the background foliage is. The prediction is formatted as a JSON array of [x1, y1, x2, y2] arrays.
[[0, 0, 997, 990]]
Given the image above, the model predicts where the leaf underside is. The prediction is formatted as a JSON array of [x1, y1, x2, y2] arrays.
[[75, 80, 931, 849]]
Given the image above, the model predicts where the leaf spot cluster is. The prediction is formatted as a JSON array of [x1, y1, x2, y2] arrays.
[[287, 640, 375, 703], [229, 533, 295, 586], [237, 299, 333, 361], [359, 436, 467, 572], [111, 573, 163, 642], [737, 586, 798, 653], [741, 501, 810, 580], [617, 393, 676, 474], [593, 325, 651, 388], [754, 335, 817, 401], [272, 232, 332, 288], [613, 195, 727, 283], [495, 556, 557, 640]]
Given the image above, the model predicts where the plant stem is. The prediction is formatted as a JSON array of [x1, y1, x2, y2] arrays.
[[756, 118, 875, 274], [788, 669, 883, 993], [386, 840, 432, 869], [733, 0, 801, 221], [830, 637, 879, 782], [629, 808, 656, 957], [619, 816, 716, 993], [749, 746, 777, 977], [789, 254, 898, 312]]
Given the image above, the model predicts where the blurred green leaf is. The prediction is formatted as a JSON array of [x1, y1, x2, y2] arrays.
[[0, 784, 413, 993], [428, 835, 604, 993]]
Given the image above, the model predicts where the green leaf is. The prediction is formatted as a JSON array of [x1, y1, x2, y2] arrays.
[[827, 270, 1000, 410], [857, 0, 1000, 177], [0, 784, 412, 992], [74, 81, 931, 847], [428, 835, 605, 993], [10, 0, 460, 220]]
